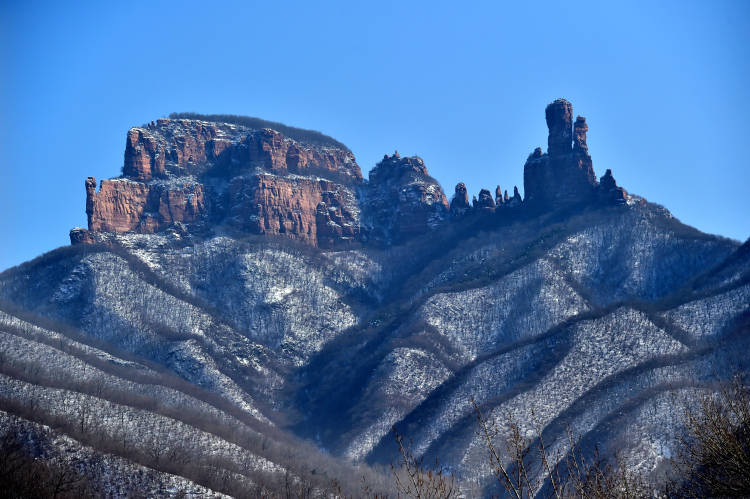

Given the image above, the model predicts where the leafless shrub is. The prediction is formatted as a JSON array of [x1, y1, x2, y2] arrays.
[[0, 424, 95, 499], [390, 426, 460, 499], [471, 397, 651, 499], [671, 368, 750, 498]]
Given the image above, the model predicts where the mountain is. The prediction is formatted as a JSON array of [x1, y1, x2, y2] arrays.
[[0, 99, 748, 497]]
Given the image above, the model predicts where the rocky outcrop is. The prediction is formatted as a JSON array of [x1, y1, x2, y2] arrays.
[[69, 227, 96, 245], [568, 115, 597, 200], [124, 127, 167, 181], [476, 189, 496, 213], [227, 175, 360, 245], [495, 186, 504, 205], [510, 186, 523, 206], [546, 100, 574, 158], [76, 101, 628, 248], [523, 99, 599, 210], [364, 153, 449, 244], [123, 119, 362, 182], [85, 177, 206, 234], [598, 169, 628, 205], [450, 183, 470, 216], [81, 118, 365, 246]]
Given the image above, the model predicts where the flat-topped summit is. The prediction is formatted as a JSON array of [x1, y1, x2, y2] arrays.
[[124, 118, 362, 182]]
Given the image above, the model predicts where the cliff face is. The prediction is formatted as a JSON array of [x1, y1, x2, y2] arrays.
[[72, 100, 630, 247], [124, 119, 362, 182], [364, 153, 449, 244], [227, 174, 360, 245], [75, 118, 367, 246], [85, 177, 206, 234]]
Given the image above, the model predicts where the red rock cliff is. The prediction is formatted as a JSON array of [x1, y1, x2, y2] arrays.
[[227, 174, 360, 245], [78, 118, 363, 247], [84, 176, 206, 234]]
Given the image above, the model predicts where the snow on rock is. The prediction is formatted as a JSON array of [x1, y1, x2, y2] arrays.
[[661, 284, 750, 341], [457, 307, 688, 476], [419, 259, 589, 361], [343, 348, 451, 462]]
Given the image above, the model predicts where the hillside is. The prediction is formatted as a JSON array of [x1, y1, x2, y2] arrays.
[[0, 99, 748, 497]]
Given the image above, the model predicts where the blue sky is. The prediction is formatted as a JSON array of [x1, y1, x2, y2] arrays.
[[1, 0, 749, 270]]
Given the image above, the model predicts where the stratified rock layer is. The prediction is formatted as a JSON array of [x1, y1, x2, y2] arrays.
[[83, 119, 364, 246], [85, 177, 206, 234], [227, 174, 360, 245], [123, 119, 362, 182], [76, 100, 630, 248]]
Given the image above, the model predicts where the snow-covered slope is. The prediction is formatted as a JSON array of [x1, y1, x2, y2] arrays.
[[0, 199, 747, 495]]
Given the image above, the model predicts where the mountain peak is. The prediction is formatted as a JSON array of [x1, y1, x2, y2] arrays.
[[71, 100, 630, 248]]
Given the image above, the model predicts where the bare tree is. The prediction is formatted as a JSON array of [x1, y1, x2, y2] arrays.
[[472, 397, 562, 499], [390, 426, 460, 499], [672, 368, 750, 498], [471, 397, 650, 499]]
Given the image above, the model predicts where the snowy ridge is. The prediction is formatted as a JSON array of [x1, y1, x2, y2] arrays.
[[0, 198, 747, 493]]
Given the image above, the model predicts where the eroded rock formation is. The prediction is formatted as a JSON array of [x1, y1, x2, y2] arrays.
[[598, 169, 628, 205], [123, 119, 362, 182], [450, 183, 470, 216], [80, 119, 365, 247], [69, 227, 96, 245], [365, 153, 449, 244], [84, 176, 206, 234], [227, 175, 360, 245], [74, 100, 629, 248], [524, 99, 599, 210], [511, 186, 523, 205], [495, 186, 504, 205], [476, 189, 496, 213]]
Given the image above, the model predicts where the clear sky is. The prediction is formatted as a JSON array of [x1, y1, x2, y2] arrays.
[[1, 0, 748, 271]]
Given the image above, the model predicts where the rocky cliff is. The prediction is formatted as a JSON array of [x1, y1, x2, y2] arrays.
[[523, 98, 626, 211], [72, 100, 630, 248], [84, 176, 206, 234], [363, 152, 450, 244], [227, 174, 360, 245], [74, 118, 367, 246], [124, 119, 362, 182]]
